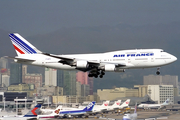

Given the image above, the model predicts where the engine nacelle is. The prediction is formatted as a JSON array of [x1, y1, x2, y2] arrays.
[[105, 64, 116, 71], [104, 64, 125, 72], [76, 61, 89, 68]]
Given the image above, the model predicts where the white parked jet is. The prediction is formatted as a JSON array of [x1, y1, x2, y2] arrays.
[[0, 104, 41, 120], [105, 100, 121, 111], [8, 33, 177, 78], [38, 101, 95, 119], [119, 99, 131, 109], [138, 98, 170, 109]]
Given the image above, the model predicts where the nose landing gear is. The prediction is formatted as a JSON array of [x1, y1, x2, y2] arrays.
[[156, 67, 160, 75]]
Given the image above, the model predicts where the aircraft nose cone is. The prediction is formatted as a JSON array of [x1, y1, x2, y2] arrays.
[[172, 55, 177, 62]]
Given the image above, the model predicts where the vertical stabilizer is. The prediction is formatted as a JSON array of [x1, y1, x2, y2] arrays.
[[134, 103, 137, 113], [9, 33, 41, 56], [112, 100, 121, 107], [120, 99, 130, 108], [23, 104, 42, 117], [83, 101, 96, 111], [101, 100, 110, 107], [162, 98, 170, 105]]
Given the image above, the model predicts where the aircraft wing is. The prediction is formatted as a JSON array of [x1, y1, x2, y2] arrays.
[[5, 56, 35, 62], [43, 53, 73, 61], [43, 53, 126, 67]]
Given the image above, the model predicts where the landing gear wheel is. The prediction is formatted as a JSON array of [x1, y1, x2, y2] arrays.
[[88, 74, 93, 77], [156, 71, 160, 75], [100, 75, 103, 78], [94, 75, 98, 78], [156, 67, 160, 75], [101, 71, 105, 75]]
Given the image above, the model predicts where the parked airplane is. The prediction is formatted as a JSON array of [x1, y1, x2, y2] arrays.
[[123, 103, 137, 120], [0, 104, 41, 120], [58, 101, 95, 118], [138, 98, 170, 109], [8, 33, 177, 78], [105, 100, 121, 112], [89, 101, 110, 114], [119, 99, 131, 109], [38, 101, 95, 119]]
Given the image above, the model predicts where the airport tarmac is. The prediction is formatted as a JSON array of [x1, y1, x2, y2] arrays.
[[50, 111, 179, 120]]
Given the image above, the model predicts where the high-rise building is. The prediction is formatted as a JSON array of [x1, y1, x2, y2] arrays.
[[88, 78, 93, 95], [2, 75, 10, 87], [22, 65, 27, 83], [76, 71, 93, 95], [147, 85, 174, 104], [144, 75, 179, 96], [81, 84, 90, 96], [76, 72, 88, 84], [144, 75, 178, 88], [57, 70, 64, 87], [45, 68, 57, 86], [10, 62, 22, 85], [24, 74, 42, 88], [63, 70, 76, 95], [0, 57, 8, 69], [0, 73, 1, 85], [76, 81, 81, 96]]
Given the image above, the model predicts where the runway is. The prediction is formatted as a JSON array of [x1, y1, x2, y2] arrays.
[[49, 110, 179, 120]]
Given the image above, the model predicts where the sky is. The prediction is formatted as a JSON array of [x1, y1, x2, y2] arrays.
[[0, 0, 180, 89], [0, 0, 180, 36]]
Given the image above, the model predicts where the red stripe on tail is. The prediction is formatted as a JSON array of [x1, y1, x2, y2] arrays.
[[13, 44, 25, 54], [31, 107, 38, 115]]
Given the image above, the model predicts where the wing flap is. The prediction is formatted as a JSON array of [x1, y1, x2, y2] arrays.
[[42, 53, 74, 61]]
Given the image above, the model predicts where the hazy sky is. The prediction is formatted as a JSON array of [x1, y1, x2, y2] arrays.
[[1, 1, 180, 89], [1, 0, 180, 36]]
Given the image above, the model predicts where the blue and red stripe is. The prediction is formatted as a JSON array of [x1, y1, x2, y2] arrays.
[[9, 33, 37, 54]]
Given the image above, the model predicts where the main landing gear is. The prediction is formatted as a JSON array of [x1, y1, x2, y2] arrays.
[[156, 67, 160, 75], [88, 70, 105, 78]]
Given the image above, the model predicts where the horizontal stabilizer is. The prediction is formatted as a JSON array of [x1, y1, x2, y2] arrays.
[[5, 56, 35, 62]]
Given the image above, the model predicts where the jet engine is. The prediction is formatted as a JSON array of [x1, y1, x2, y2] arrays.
[[104, 64, 125, 72], [76, 61, 89, 68]]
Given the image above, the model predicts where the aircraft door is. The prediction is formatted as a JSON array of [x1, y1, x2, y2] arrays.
[[151, 57, 154, 62]]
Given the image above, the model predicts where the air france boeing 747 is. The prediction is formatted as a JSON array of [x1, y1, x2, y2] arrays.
[[7, 33, 177, 78]]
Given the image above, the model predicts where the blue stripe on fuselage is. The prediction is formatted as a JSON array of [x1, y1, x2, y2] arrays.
[[60, 110, 86, 114]]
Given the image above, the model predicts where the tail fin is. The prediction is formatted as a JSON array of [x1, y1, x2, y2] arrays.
[[112, 100, 121, 106], [9, 33, 41, 56], [23, 104, 41, 117], [101, 100, 110, 107], [120, 99, 130, 107], [83, 101, 96, 111], [53, 105, 63, 115], [134, 103, 137, 113], [162, 98, 170, 105]]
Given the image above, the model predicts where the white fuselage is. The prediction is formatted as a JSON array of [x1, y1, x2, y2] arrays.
[[15, 49, 177, 71]]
